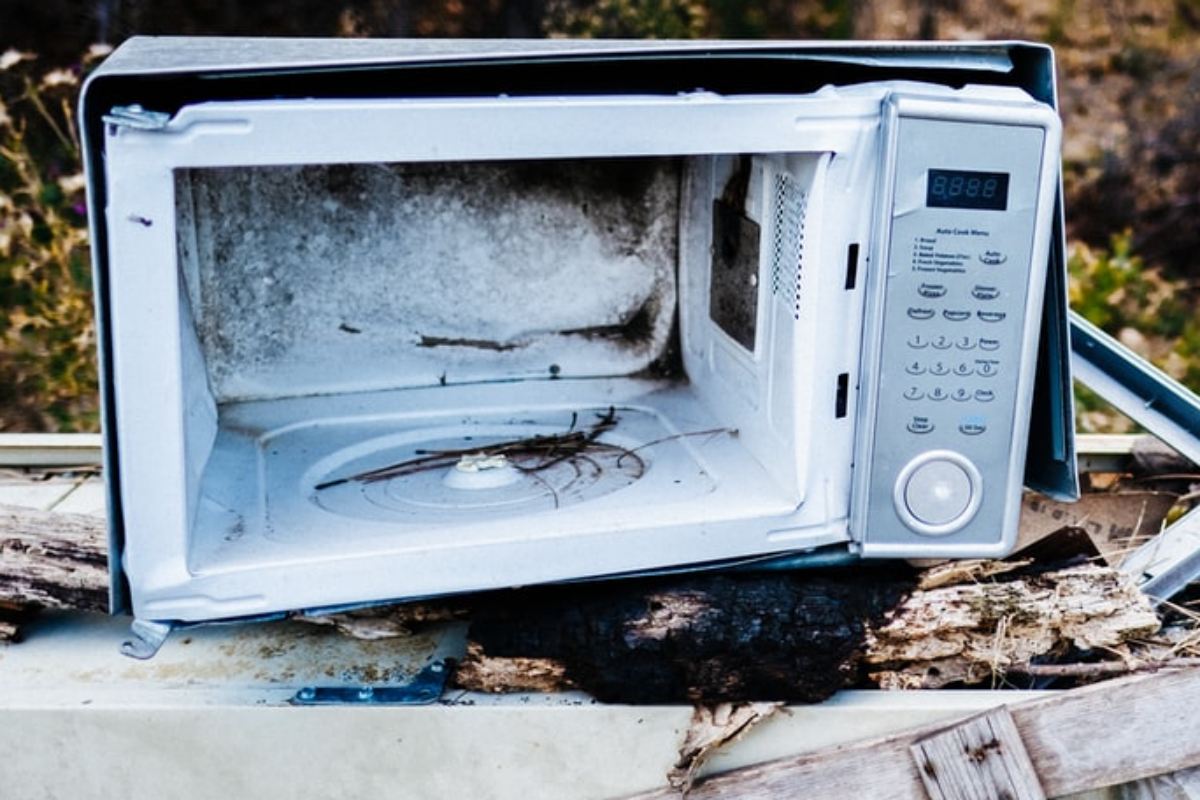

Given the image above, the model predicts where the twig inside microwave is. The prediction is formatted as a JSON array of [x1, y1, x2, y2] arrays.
[[313, 407, 626, 490], [312, 408, 735, 492]]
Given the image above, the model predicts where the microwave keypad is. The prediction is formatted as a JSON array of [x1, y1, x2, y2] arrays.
[[859, 112, 1049, 551]]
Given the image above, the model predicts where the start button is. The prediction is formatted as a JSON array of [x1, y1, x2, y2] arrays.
[[893, 451, 983, 535]]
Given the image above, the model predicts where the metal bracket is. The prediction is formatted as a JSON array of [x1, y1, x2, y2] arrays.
[[291, 661, 449, 706], [1121, 504, 1200, 605], [1072, 311, 1200, 601], [102, 104, 172, 131], [120, 618, 175, 659], [1070, 312, 1200, 466]]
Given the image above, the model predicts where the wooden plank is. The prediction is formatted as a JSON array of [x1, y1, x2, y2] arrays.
[[912, 707, 1046, 800], [625, 667, 1200, 799], [0, 504, 108, 618]]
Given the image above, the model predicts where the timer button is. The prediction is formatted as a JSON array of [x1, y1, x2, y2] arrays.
[[893, 451, 983, 535]]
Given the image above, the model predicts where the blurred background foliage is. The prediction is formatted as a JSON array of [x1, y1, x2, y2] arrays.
[[1, 0, 1199, 430]]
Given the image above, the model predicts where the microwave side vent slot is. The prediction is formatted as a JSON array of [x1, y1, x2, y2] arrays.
[[769, 172, 807, 320]]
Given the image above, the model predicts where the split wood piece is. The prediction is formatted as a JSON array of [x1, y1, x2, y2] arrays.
[[867, 561, 1161, 690], [669, 702, 783, 794], [0, 504, 107, 639], [625, 666, 1200, 800]]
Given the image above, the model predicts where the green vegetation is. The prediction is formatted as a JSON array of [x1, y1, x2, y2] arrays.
[[0, 49, 102, 431]]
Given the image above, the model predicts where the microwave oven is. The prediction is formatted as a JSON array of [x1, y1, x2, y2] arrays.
[[81, 38, 1079, 645]]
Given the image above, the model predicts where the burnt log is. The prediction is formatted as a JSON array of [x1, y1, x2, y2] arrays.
[[463, 569, 915, 704]]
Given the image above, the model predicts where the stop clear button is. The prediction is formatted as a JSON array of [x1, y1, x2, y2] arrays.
[[893, 451, 983, 536]]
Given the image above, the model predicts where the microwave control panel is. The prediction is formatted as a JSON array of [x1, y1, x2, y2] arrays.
[[854, 94, 1060, 556]]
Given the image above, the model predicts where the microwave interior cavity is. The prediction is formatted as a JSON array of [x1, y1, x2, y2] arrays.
[[170, 151, 837, 585]]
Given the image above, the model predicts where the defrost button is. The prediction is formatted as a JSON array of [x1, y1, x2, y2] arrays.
[[908, 308, 936, 321]]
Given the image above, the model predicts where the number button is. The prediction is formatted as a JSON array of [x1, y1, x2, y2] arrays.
[[953, 363, 973, 377], [932, 335, 952, 350], [906, 361, 926, 376], [903, 386, 924, 401], [929, 362, 950, 377], [976, 361, 998, 378], [928, 387, 948, 402], [908, 334, 928, 349], [956, 336, 974, 351], [952, 387, 971, 402]]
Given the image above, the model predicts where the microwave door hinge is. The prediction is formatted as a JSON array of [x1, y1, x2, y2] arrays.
[[103, 104, 171, 131]]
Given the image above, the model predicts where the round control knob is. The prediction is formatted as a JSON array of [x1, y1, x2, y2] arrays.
[[893, 451, 982, 536]]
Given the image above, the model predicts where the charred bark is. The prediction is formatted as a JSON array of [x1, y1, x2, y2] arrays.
[[463, 569, 915, 704]]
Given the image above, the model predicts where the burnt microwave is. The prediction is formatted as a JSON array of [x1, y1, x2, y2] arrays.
[[81, 38, 1079, 645]]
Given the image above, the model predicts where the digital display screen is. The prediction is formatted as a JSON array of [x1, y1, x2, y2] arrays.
[[926, 169, 1009, 211]]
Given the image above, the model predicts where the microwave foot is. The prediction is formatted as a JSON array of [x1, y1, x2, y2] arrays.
[[120, 618, 175, 660]]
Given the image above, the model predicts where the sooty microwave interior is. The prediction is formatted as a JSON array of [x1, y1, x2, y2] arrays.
[[173, 152, 838, 576]]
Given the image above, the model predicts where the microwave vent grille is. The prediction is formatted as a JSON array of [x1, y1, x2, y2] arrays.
[[770, 173, 806, 320]]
